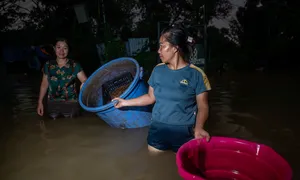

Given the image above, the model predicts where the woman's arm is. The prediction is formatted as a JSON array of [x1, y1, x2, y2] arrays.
[[77, 71, 87, 89], [114, 86, 155, 108], [195, 91, 209, 129], [194, 91, 210, 141], [38, 74, 49, 104]]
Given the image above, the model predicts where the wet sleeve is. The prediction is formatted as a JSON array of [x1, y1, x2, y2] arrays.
[[195, 71, 211, 95], [42, 61, 49, 75], [147, 68, 156, 88], [73, 62, 83, 75]]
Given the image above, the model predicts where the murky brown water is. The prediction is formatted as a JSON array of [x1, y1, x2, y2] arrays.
[[0, 71, 299, 180]]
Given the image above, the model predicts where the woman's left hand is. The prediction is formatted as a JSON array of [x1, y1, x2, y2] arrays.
[[194, 127, 210, 142]]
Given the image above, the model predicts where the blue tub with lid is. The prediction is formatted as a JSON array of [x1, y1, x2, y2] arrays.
[[79, 57, 152, 129]]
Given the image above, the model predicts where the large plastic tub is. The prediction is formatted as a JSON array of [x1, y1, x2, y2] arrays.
[[176, 137, 292, 180], [79, 57, 152, 129]]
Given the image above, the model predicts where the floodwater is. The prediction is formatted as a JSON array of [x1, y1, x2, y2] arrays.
[[0, 71, 299, 180]]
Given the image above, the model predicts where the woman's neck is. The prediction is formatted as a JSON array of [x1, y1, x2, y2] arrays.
[[56, 58, 67, 67], [56, 58, 67, 64], [167, 56, 188, 70]]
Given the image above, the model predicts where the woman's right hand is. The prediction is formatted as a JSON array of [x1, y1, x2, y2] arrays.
[[37, 102, 44, 116], [112, 98, 127, 108]]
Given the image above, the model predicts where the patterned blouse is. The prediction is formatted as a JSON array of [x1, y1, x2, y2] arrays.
[[42, 59, 82, 101]]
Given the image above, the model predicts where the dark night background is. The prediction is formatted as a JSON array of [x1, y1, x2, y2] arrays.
[[0, 0, 299, 179]]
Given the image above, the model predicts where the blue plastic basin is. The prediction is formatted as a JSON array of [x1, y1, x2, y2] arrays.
[[79, 57, 152, 129]]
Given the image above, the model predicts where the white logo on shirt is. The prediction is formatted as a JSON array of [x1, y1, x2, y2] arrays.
[[180, 79, 188, 85]]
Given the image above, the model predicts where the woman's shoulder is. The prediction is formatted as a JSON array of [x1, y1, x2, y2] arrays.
[[68, 59, 81, 64], [43, 60, 52, 68], [67, 59, 79, 66], [68, 58, 76, 63], [189, 64, 206, 75]]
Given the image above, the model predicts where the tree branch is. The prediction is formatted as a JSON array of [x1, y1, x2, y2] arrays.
[[14, 4, 31, 13]]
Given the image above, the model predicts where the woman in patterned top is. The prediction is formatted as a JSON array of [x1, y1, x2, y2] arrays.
[[37, 38, 87, 119]]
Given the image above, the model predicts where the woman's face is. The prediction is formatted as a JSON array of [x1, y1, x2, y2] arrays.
[[157, 35, 177, 63], [55, 41, 69, 59]]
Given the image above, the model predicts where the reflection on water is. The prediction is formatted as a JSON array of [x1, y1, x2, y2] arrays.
[[0, 72, 299, 180], [11, 78, 39, 121]]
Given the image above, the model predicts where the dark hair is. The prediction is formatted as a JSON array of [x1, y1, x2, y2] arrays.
[[161, 25, 194, 62], [54, 37, 69, 48]]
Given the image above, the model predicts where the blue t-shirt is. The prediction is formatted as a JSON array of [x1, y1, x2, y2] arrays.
[[148, 63, 211, 125]]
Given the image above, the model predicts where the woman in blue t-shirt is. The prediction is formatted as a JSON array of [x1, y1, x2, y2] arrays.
[[113, 25, 211, 154]]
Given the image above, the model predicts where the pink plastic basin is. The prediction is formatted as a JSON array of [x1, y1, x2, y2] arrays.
[[176, 137, 292, 180]]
